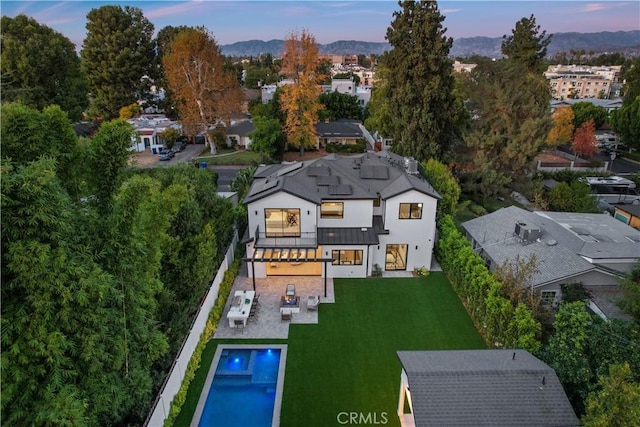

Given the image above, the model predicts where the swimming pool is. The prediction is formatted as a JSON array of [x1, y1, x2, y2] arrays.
[[193, 345, 287, 427]]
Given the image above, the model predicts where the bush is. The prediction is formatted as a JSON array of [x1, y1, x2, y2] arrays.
[[325, 139, 366, 153]]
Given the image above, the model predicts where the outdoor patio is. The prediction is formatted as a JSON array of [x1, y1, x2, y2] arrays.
[[213, 274, 335, 339]]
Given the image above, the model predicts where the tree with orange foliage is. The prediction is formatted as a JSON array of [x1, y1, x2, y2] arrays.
[[163, 28, 241, 154], [572, 119, 598, 159], [547, 106, 574, 146], [279, 30, 322, 155]]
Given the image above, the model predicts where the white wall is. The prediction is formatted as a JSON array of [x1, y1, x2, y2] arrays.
[[317, 199, 373, 228], [247, 192, 318, 239], [323, 245, 370, 278], [372, 190, 438, 272]]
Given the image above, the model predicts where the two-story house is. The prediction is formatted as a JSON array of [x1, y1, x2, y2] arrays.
[[242, 152, 440, 286]]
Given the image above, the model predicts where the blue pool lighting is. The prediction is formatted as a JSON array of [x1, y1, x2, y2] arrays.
[[267, 349, 272, 354], [234, 358, 240, 363]]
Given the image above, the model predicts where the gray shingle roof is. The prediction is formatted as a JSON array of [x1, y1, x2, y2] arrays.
[[244, 153, 440, 205], [315, 120, 363, 138], [397, 350, 578, 427], [227, 120, 255, 137], [462, 206, 640, 286]]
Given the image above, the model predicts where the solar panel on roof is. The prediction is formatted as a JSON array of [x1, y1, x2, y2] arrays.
[[277, 162, 303, 176], [252, 179, 278, 195], [317, 175, 340, 186], [307, 166, 330, 177], [360, 165, 389, 180], [328, 184, 353, 195]]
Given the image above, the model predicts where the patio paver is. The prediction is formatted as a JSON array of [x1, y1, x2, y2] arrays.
[[213, 273, 334, 339]]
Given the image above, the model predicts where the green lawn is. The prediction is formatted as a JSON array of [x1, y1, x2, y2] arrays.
[[173, 274, 485, 426]]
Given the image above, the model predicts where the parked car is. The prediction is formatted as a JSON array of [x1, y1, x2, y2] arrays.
[[173, 141, 187, 152], [159, 149, 175, 161]]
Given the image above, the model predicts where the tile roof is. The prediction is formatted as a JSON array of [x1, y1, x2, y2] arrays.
[[244, 153, 440, 205], [397, 350, 578, 427]]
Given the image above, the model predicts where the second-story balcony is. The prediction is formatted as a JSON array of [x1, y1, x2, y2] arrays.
[[254, 226, 317, 248]]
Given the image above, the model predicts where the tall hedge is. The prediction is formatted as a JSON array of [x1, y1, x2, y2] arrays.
[[437, 214, 541, 352]]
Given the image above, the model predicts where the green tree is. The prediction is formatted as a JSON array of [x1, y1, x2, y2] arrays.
[[160, 127, 182, 149], [547, 181, 599, 213], [542, 301, 593, 412], [501, 14, 551, 72], [230, 166, 257, 199], [571, 101, 609, 129], [82, 5, 155, 119], [364, 63, 394, 140], [333, 72, 361, 86], [87, 120, 135, 212], [583, 363, 640, 427], [610, 96, 640, 150], [249, 116, 284, 161], [462, 57, 552, 186], [383, 0, 463, 161], [1, 15, 88, 121], [318, 91, 363, 121], [421, 158, 460, 219], [618, 262, 640, 320], [621, 57, 640, 107]]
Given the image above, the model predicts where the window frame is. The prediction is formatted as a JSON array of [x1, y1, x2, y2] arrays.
[[331, 249, 363, 266], [398, 203, 423, 219], [321, 201, 344, 219], [264, 208, 301, 237]]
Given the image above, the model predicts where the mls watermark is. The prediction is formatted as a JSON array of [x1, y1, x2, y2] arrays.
[[336, 412, 388, 425]]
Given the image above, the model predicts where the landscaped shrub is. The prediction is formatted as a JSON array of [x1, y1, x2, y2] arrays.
[[436, 214, 541, 353], [325, 139, 366, 153]]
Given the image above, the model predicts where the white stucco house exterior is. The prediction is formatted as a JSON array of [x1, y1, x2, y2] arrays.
[[242, 152, 440, 284]]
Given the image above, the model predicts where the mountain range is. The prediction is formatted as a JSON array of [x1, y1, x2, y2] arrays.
[[220, 30, 640, 58]]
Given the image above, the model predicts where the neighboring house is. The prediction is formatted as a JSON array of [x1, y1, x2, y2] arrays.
[[242, 152, 440, 286], [226, 120, 255, 150], [315, 119, 365, 149], [396, 349, 578, 427], [614, 204, 640, 230], [128, 114, 182, 153], [550, 98, 623, 114], [462, 206, 640, 320]]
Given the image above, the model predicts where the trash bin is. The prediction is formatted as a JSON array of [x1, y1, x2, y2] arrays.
[[152, 148, 157, 154], [200, 162, 208, 168]]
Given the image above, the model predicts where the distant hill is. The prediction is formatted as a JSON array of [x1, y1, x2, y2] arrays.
[[220, 30, 640, 58]]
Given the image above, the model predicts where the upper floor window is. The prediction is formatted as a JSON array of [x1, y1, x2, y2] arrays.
[[399, 203, 422, 219], [265, 208, 300, 237], [373, 198, 381, 207], [321, 202, 344, 218]]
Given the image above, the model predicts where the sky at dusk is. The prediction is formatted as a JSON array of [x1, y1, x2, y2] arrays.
[[2, 1, 639, 49]]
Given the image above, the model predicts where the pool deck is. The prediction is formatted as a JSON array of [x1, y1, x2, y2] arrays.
[[191, 344, 288, 427], [214, 274, 335, 339]]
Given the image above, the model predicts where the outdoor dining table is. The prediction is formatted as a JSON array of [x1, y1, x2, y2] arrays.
[[227, 290, 255, 328]]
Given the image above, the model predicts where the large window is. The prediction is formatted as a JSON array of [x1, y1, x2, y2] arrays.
[[399, 203, 422, 219], [321, 202, 344, 218], [265, 208, 300, 237], [332, 250, 363, 265], [385, 244, 407, 270]]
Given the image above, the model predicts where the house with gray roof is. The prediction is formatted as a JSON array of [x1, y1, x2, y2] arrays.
[[315, 119, 365, 149], [396, 349, 578, 427], [225, 119, 255, 149], [243, 152, 439, 286], [462, 206, 639, 320]]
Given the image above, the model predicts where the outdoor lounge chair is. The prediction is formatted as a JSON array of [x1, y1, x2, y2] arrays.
[[307, 295, 320, 311], [286, 284, 296, 297]]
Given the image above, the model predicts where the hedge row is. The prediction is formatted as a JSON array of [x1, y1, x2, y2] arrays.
[[164, 247, 243, 426], [437, 215, 541, 353]]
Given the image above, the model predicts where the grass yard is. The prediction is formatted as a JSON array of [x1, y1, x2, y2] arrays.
[[282, 274, 485, 427], [197, 150, 262, 166], [173, 274, 485, 427]]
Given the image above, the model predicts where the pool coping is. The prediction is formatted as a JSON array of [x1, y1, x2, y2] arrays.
[[191, 344, 288, 427]]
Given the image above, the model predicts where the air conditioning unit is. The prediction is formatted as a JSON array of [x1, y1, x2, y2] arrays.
[[514, 221, 541, 243], [404, 157, 418, 174]]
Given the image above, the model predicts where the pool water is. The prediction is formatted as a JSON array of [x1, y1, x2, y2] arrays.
[[198, 348, 281, 427]]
